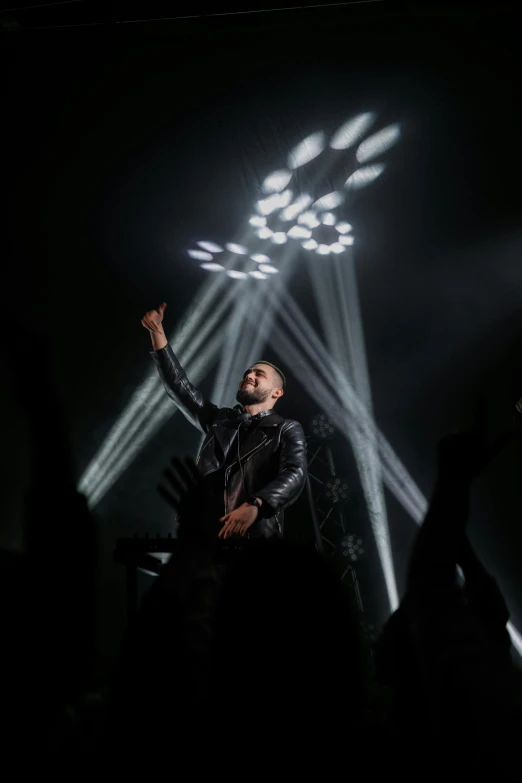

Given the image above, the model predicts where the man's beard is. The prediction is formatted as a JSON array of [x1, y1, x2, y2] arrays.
[[236, 386, 271, 406]]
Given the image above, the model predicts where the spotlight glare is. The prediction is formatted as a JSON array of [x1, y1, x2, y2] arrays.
[[227, 270, 249, 279], [302, 239, 318, 250], [339, 234, 354, 246], [345, 164, 386, 189], [200, 262, 225, 271], [313, 191, 344, 211], [356, 124, 401, 164], [271, 232, 287, 244], [197, 241, 223, 253], [261, 169, 292, 193], [258, 264, 279, 275], [249, 270, 268, 279], [335, 222, 353, 234], [249, 215, 267, 227], [321, 212, 336, 226], [287, 225, 312, 239], [316, 244, 331, 255], [280, 194, 313, 222], [330, 242, 346, 254], [226, 242, 248, 255], [287, 132, 326, 170], [250, 254, 271, 263], [298, 211, 320, 229], [257, 227, 273, 239], [188, 249, 213, 261], [330, 112, 377, 150]]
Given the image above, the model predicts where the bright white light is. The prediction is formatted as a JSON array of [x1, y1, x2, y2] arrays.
[[256, 189, 293, 216], [258, 264, 279, 275], [188, 249, 213, 261], [330, 243, 346, 254], [226, 242, 248, 255], [262, 169, 292, 193], [321, 212, 336, 226], [336, 222, 353, 234], [330, 112, 377, 150], [287, 131, 326, 170], [356, 124, 401, 164], [313, 191, 344, 211], [271, 232, 287, 245], [298, 211, 320, 229], [200, 263, 225, 271], [197, 241, 223, 253], [302, 239, 318, 250], [345, 164, 386, 189], [249, 215, 267, 227], [339, 234, 354, 246], [250, 270, 268, 280], [257, 227, 273, 239], [317, 244, 331, 255], [250, 254, 271, 263], [227, 270, 249, 279], [281, 194, 313, 222], [287, 225, 312, 239]]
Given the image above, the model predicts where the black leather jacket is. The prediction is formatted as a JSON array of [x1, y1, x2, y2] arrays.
[[151, 345, 308, 538]]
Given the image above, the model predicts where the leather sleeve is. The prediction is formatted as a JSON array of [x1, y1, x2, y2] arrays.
[[150, 344, 219, 434], [254, 420, 308, 517]]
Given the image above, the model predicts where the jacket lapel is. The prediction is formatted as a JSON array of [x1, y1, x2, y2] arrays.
[[213, 413, 283, 466]]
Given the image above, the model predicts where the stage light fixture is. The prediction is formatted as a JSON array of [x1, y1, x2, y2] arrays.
[[356, 124, 401, 164], [339, 235, 354, 246], [317, 244, 331, 255], [226, 243, 248, 254], [329, 242, 346, 254], [310, 412, 335, 440], [288, 131, 326, 170], [345, 164, 385, 189], [249, 216, 267, 227], [341, 534, 365, 561], [227, 270, 249, 279], [197, 241, 223, 253], [320, 212, 336, 226], [313, 191, 344, 211], [258, 264, 278, 274], [324, 476, 350, 506], [188, 249, 213, 261], [261, 169, 292, 193], [200, 263, 224, 272], [329, 112, 377, 150], [287, 225, 312, 239]]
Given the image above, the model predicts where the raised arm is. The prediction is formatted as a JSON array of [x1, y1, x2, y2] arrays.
[[142, 302, 219, 433]]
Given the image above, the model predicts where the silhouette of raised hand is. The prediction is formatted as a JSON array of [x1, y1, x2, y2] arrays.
[[157, 456, 218, 549]]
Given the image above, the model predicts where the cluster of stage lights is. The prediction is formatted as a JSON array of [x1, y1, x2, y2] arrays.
[[186, 114, 401, 281], [341, 534, 365, 562], [310, 412, 336, 440], [324, 476, 351, 505]]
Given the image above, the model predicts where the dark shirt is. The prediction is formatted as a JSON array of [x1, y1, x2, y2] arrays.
[[202, 419, 260, 525]]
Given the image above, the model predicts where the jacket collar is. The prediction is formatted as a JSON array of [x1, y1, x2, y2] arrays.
[[213, 408, 284, 462]]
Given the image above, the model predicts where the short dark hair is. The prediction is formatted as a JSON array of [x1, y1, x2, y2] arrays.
[[254, 361, 286, 391]]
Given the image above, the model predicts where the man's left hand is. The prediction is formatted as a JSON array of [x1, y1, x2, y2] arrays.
[[218, 502, 259, 539]]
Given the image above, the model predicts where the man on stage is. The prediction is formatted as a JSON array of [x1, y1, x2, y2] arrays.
[[142, 302, 308, 539]]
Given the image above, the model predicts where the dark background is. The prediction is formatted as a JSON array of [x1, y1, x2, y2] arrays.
[[3, 1, 522, 687]]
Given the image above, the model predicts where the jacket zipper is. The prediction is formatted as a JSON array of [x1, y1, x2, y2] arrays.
[[224, 435, 270, 514]]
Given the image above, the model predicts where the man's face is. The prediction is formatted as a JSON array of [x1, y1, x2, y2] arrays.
[[236, 364, 278, 406]]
